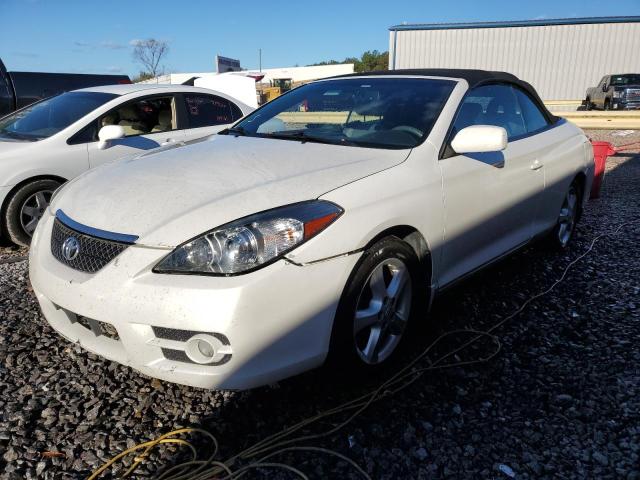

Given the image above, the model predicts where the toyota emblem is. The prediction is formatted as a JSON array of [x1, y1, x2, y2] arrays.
[[61, 237, 80, 261]]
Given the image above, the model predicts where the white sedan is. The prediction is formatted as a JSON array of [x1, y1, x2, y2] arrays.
[[29, 70, 594, 390], [0, 84, 253, 246]]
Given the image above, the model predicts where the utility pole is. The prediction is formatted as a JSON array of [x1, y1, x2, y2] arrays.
[[259, 49, 262, 72]]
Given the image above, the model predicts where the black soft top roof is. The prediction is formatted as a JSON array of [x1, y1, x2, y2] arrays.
[[333, 68, 559, 123]]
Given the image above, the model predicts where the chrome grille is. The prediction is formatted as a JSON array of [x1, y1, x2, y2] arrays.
[[627, 89, 640, 99], [51, 218, 130, 273]]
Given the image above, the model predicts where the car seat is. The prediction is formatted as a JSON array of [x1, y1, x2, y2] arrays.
[[485, 95, 526, 138], [151, 110, 173, 133], [118, 105, 146, 135]]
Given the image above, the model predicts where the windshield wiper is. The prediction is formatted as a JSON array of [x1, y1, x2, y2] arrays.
[[264, 130, 356, 146], [219, 126, 248, 136]]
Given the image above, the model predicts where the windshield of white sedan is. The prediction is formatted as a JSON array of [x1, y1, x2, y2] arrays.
[[0, 92, 117, 141], [229, 78, 455, 149]]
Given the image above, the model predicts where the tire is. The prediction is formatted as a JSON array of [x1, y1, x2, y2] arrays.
[[604, 99, 611, 111], [545, 179, 582, 250], [327, 236, 423, 373], [585, 98, 592, 111], [3, 179, 60, 247]]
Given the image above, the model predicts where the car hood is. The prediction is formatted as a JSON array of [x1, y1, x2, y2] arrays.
[[52, 135, 410, 247]]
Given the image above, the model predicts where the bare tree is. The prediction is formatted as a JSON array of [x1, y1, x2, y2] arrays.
[[131, 39, 169, 78]]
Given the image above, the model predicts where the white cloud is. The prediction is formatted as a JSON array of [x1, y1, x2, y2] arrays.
[[101, 40, 126, 50]]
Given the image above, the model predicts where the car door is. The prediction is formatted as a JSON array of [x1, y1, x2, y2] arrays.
[[179, 93, 243, 141], [85, 93, 184, 168], [437, 84, 545, 287]]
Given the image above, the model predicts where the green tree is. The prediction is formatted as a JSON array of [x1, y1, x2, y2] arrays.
[[355, 50, 389, 72], [308, 51, 389, 73]]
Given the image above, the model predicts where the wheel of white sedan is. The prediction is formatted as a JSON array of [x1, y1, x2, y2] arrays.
[[4, 179, 60, 247], [329, 236, 421, 370], [547, 179, 582, 250]]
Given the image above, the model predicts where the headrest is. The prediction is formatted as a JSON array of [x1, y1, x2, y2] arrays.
[[487, 96, 516, 115]]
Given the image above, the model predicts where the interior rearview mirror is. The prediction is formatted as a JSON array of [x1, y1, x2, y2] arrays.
[[451, 125, 508, 154], [98, 125, 125, 150]]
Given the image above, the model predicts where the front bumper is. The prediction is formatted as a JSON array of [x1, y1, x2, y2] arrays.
[[29, 212, 360, 390]]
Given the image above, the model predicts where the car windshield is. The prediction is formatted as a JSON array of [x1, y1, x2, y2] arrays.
[[610, 74, 640, 86], [229, 78, 455, 149], [0, 91, 117, 141]]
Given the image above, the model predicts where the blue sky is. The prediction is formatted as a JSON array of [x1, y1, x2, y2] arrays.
[[1, 0, 638, 76]]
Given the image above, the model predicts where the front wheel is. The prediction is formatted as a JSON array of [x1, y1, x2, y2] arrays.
[[585, 98, 592, 111], [546, 180, 582, 250], [604, 99, 611, 111], [3, 179, 61, 247], [327, 237, 422, 371]]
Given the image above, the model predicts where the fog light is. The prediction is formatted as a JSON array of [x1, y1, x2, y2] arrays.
[[185, 334, 219, 364]]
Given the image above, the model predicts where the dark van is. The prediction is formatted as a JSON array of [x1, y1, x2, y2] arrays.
[[0, 58, 131, 117]]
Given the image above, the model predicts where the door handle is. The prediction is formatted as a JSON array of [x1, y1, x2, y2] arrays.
[[530, 159, 543, 170], [161, 138, 176, 146]]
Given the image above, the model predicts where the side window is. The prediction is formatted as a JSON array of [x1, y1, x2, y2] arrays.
[[99, 96, 176, 137], [68, 122, 98, 144], [69, 95, 177, 144], [450, 84, 526, 140], [512, 88, 549, 134], [183, 94, 234, 127]]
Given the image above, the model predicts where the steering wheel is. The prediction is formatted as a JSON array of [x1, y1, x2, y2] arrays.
[[391, 125, 423, 139]]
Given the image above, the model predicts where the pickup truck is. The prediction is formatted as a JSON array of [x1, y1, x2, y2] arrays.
[[0, 58, 131, 117], [584, 73, 640, 110]]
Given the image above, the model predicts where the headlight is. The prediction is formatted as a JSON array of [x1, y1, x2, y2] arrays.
[[154, 200, 343, 275], [613, 90, 624, 98]]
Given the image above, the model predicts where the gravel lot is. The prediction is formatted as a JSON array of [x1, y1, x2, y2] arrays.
[[1, 130, 639, 479]]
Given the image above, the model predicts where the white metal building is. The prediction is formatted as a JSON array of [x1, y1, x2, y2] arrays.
[[389, 16, 640, 100]]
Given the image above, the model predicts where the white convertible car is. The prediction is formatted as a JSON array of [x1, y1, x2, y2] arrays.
[[0, 84, 253, 245], [29, 70, 594, 390]]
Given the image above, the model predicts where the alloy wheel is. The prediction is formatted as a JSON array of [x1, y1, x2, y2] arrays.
[[20, 190, 53, 236], [557, 186, 578, 247], [353, 258, 412, 365]]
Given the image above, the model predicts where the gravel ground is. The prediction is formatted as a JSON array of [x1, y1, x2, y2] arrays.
[[1, 130, 639, 479]]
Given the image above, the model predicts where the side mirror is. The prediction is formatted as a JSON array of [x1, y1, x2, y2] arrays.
[[602, 84, 608, 92], [451, 125, 508, 154], [98, 125, 125, 150]]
